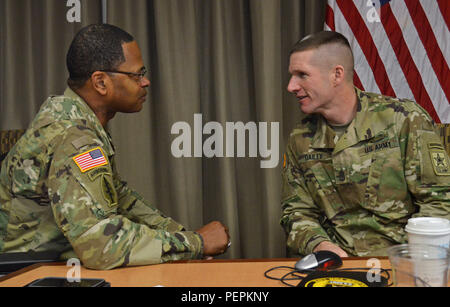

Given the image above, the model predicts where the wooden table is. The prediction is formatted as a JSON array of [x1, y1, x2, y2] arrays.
[[0, 257, 391, 287]]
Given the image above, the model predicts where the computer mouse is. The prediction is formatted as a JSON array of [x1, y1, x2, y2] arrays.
[[295, 250, 343, 272]]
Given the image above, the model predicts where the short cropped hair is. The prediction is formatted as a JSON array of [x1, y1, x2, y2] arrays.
[[66, 24, 134, 88], [290, 31, 352, 56]]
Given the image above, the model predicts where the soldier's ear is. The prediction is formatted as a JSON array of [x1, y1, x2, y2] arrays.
[[90, 71, 109, 96], [333, 65, 345, 86]]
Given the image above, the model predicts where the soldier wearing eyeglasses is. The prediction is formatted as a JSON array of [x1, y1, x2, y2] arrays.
[[0, 24, 230, 269]]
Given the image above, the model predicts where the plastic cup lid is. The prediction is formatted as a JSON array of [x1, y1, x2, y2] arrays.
[[405, 217, 450, 236]]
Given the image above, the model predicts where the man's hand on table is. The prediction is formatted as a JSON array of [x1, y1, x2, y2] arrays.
[[196, 221, 230, 257]]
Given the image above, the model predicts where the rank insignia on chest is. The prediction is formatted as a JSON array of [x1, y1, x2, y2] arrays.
[[73, 147, 109, 172]]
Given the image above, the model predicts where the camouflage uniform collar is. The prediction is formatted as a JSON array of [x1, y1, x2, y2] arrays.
[[333, 87, 391, 154], [64, 87, 98, 119], [310, 87, 361, 150], [63, 87, 115, 155], [353, 87, 387, 141], [310, 87, 385, 153], [310, 116, 337, 150]]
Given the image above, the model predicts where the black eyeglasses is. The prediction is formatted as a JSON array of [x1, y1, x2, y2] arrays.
[[101, 68, 147, 83]]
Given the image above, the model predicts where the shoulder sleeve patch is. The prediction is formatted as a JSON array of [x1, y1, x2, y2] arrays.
[[429, 147, 450, 176], [72, 147, 108, 173]]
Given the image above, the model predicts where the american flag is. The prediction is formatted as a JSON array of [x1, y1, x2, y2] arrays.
[[325, 0, 449, 123], [73, 147, 108, 172]]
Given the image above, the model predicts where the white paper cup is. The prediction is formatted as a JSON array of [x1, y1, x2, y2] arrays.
[[405, 217, 450, 249]]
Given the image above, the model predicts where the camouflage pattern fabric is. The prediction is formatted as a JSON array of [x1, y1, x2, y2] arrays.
[[0, 88, 203, 270], [436, 123, 450, 156], [281, 88, 450, 257], [0, 130, 25, 169]]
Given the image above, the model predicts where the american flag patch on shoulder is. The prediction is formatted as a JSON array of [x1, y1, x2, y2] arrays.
[[73, 147, 108, 172]]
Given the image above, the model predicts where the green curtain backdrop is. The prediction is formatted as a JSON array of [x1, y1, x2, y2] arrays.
[[0, 0, 326, 259]]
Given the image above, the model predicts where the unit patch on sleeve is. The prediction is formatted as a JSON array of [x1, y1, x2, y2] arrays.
[[72, 147, 108, 173], [428, 143, 450, 176]]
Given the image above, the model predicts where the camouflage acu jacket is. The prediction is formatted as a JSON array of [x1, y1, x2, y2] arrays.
[[0, 88, 203, 269], [281, 88, 450, 257]]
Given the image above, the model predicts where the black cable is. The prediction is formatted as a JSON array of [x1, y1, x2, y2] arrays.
[[264, 266, 303, 287], [264, 266, 393, 287], [280, 270, 308, 287], [263, 266, 297, 281]]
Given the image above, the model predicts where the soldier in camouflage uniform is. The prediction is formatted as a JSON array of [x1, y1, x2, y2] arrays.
[[281, 31, 450, 257], [0, 24, 230, 270]]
